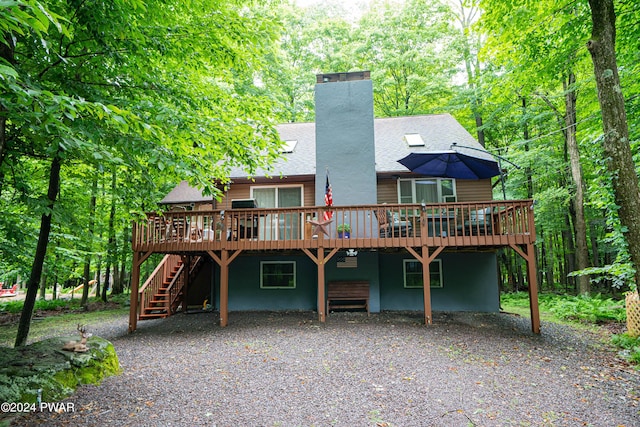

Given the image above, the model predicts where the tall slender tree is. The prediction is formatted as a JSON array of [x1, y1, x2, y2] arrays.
[[586, 0, 640, 289]]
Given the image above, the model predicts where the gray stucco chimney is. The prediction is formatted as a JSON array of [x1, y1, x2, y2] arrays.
[[314, 71, 377, 206]]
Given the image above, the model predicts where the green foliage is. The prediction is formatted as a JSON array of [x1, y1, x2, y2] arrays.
[[500, 292, 532, 308], [0, 296, 121, 314], [570, 263, 636, 291], [544, 294, 626, 323], [611, 333, 640, 364], [501, 292, 626, 323]]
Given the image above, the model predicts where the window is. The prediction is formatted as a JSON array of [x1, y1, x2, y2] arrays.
[[281, 140, 297, 153], [251, 185, 303, 240], [260, 261, 296, 289], [398, 178, 456, 204], [404, 133, 425, 147], [403, 259, 443, 288], [251, 185, 303, 208]]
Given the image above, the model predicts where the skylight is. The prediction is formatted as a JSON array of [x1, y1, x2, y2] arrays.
[[281, 140, 298, 153], [404, 133, 425, 147]]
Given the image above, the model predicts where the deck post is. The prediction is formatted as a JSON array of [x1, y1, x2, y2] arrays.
[[406, 245, 444, 325], [129, 252, 141, 333], [206, 249, 241, 327], [129, 250, 152, 333], [302, 247, 338, 323], [510, 243, 541, 334], [318, 248, 326, 323], [421, 245, 432, 325], [183, 255, 190, 313], [526, 243, 541, 334], [220, 250, 229, 327]]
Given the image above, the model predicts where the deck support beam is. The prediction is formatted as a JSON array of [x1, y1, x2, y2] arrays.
[[510, 243, 540, 334], [182, 255, 191, 313], [129, 250, 152, 333], [406, 245, 445, 325], [302, 247, 339, 322], [206, 250, 242, 327]]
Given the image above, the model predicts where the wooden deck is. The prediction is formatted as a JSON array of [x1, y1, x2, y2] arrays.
[[129, 200, 540, 334], [132, 200, 535, 253]]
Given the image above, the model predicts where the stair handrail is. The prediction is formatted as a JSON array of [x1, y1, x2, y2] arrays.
[[138, 254, 181, 317], [164, 261, 185, 314], [165, 256, 203, 314]]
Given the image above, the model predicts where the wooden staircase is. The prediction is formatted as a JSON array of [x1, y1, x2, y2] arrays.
[[138, 255, 202, 320]]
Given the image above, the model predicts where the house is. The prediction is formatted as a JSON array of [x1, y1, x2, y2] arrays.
[[129, 71, 540, 333]]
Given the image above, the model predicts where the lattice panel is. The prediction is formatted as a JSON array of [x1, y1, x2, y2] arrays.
[[626, 291, 640, 338]]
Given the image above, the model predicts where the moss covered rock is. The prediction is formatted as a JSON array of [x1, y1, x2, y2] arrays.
[[0, 336, 120, 404]]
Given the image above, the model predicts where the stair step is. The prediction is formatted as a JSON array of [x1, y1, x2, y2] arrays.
[[143, 307, 168, 314], [139, 313, 168, 320]]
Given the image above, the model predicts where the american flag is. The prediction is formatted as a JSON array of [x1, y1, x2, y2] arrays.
[[323, 172, 333, 220]]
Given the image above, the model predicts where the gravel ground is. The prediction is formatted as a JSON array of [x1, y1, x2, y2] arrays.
[[12, 310, 640, 427]]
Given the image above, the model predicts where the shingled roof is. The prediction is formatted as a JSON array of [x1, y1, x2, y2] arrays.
[[160, 180, 212, 205], [228, 114, 492, 179]]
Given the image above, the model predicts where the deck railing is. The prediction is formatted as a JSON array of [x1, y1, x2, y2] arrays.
[[132, 200, 535, 252], [138, 254, 183, 316]]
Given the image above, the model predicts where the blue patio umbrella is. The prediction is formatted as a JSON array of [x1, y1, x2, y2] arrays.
[[397, 150, 501, 180]]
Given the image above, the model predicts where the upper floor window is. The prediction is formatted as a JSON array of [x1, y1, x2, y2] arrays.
[[398, 178, 456, 204], [251, 185, 303, 208]]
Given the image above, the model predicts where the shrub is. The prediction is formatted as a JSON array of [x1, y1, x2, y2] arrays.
[[501, 292, 626, 323], [611, 333, 640, 364], [0, 295, 127, 315], [544, 294, 626, 323]]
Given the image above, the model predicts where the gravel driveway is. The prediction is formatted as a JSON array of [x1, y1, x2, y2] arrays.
[[13, 310, 640, 426]]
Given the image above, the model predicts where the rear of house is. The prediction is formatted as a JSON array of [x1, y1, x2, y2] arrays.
[[131, 71, 539, 333]]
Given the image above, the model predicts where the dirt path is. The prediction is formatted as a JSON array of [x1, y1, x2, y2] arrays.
[[12, 310, 640, 426]]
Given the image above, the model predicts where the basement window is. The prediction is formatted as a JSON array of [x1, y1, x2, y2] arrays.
[[281, 140, 298, 153], [260, 261, 296, 289], [403, 259, 443, 288], [403, 133, 425, 147]]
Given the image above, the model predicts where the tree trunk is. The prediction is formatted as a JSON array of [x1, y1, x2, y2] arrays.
[[589, 220, 600, 267], [563, 71, 590, 294], [0, 34, 15, 197], [587, 0, 640, 288], [38, 273, 46, 300], [95, 255, 102, 298], [15, 154, 62, 347], [102, 168, 117, 302], [114, 225, 130, 294], [539, 234, 547, 291], [81, 176, 98, 307], [562, 217, 576, 292], [521, 96, 534, 198], [103, 260, 112, 302]]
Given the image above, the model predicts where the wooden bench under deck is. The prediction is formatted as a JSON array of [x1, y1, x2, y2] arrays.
[[326, 281, 370, 314]]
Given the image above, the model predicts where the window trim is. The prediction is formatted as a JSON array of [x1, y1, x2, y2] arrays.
[[250, 184, 304, 208], [403, 259, 443, 289], [397, 178, 456, 204], [260, 261, 296, 289]]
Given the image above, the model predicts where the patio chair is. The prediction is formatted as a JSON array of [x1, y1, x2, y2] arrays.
[[465, 207, 493, 235], [376, 208, 412, 237]]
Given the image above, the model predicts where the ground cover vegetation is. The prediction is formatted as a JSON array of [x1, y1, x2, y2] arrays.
[[501, 292, 640, 365], [0, 0, 638, 346]]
